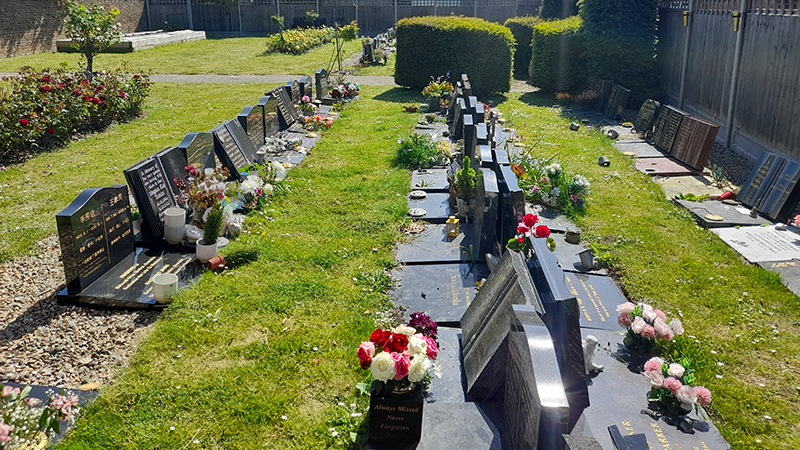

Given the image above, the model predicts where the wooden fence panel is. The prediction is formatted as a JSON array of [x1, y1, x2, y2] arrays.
[[148, 1, 190, 30], [656, 10, 685, 101]]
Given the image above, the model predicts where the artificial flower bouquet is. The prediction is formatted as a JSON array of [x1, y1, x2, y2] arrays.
[[226, 161, 284, 211], [643, 356, 711, 417], [505, 213, 555, 255], [617, 302, 684, 352], [329, 83, 359, 100], [303, 114, 333, 131], [1, 384, 80, 449], [357, 312, 440, 396], [298, 95, 317, 112], [510, 154, 590, 213]]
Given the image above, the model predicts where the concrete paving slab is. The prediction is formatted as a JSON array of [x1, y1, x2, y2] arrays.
[[635, 157, 698, 176], [655, 175, 725, 199]]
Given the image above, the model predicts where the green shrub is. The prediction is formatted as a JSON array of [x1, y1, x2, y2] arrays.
[[529, 16, 584, 93], [395, 134, 447, 170], [264, 26, 335, 54], [503, 16, 542, 79], [0, 67, 151, 163], [394, 16, 515, 94], [578, 0, 660, 104], [540, 0, 579, 19], [339, 21, 359, 41]]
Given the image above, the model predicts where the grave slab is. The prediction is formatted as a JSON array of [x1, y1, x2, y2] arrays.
[[3, 382, 98, 440], [411, 168, 449, 192], [526, 204, 577, 234], [395, 223, 480, 264], [675, 199, 772, 228], [612, 141, 666, 158], [390, 263, 488, 326], [655, 175, 725, 200], [570, 328, 730, 450], [564, 272, 624, 331], [634, 157, 698, 176], [407, 192, 451, 224], [712, 225, 800, 263], [758, 260, 800, 298], [549, 233, 608, 275], [424, 326, 467, 403]]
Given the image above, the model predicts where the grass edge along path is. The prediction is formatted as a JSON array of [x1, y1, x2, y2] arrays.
[[497, 91, 800, 450], [54, 85, 421, 449]]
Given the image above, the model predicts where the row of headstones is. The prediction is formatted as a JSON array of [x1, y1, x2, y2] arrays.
[[361, 28, 394, 63], [583, 78, 630, 121], [634, 100, 719, 172], [55, 72, 326, 303], [460, 240, 593, 449]]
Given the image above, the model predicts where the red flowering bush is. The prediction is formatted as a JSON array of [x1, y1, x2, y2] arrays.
[[0, 67, 151, 163]]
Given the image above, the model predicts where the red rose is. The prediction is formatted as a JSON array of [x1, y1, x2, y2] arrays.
[[72, 90, 82, 96], [18, 119, 29, 126], [91, 97, 100, 104], [41, 76, 51, 82], [46, 128, 55, 134], [133, 74, 141, 79], [39, 85, 51, 92], [517, 236, 525, 243], [81, 79, 89, 85], [119, 90, 126, 98], [535, 225, 551, 238], [385, 333, 409, 353], [370, 329, 391, 346], [516, 225, 527, 234], [522, 214, 538, 228], [57, 83, 65, 89], [95, 86, 104, 92]]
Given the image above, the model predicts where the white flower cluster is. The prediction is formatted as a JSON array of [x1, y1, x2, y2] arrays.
[[545, 163, 562, 176], [541, 187, 560, 206]]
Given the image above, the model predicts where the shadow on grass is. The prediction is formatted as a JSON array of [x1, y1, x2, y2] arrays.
[[372, 87, 421, 104]]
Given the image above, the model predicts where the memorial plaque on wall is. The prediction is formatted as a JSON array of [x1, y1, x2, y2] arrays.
[[759, 159, 800, 222], [212, 122, 248, 179], [257, 95, 280, 138], [177, 132, 215, 171], [676, 116, 719, 170], [237, 105, 265, 149], [124, 157, 179, 239], [739, 152, 783, 207], [633, 99, 660, 134], [56, 185, 134, 294]]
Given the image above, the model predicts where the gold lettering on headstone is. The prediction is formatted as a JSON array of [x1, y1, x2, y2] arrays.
[[465, 290, 471, 307], [578, 277, 605, 322], [588, 284, 611, 318], [115, 255, 159, 290], [565, 277, 592, 321], [649, 422, 672, 448], [451, 275, 459, 306], [621, 420, 635, 435]]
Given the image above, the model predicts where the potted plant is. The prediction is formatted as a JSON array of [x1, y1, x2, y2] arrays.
[[421, 75, 454, 113], [298, 95, 317, 116], [453, 156, 476, 218], [196, 203, 223, 263]]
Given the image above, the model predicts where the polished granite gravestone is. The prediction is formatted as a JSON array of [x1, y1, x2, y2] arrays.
[[285, 79, 300, 103], [528, 204, 577, 234], [562, 434, 604, 450], [450, 98, 467, 140], [211, 121, 250, 179], [237, 105, 265, 149], [613, 141, 667, 158], [474, 102, 485, 123], [257, 94, 281, 138], [593, 80, 612, 112], [411, 168, 449, 192], [602, 84, 630, 121], [498, 165, 526, 247], [155, 146, 187, 197], [314, 68, 336, 105], [272, 87, 304, 132], [549, 233, 607, 275], [177, 132, 215, 170], [123, 155, 179, 240], [712, 225, 800, 263], [669, 116, 719, 171], [424, 326, 467, 403], [651, 105, 689, 153], [299, 75, 313, 99], [395, 223, 480, 264], [463, 114, 478, 165], [390, 263, 488, 326], [479, 145, 493, 168], [758, 260, 800, 298], [467, 96, 479, 115], [563, 272, 624, 331], [738, 152, 783, 208], [634, 157, 698, 176], [407, 192, 451, 223], [474, 168, 500, 259], [446, 83, 462, 124], [758, 158, 800, 222], [632, 99, 660, 135], [529, 238, 589, 429], [570, 328, 731, 450], [675, 199, 772, 228], [505, 304, 571, 450], [477, 122, 489, 145]]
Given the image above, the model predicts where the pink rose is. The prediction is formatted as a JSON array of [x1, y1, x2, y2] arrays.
[[392, 352, 410, 380], [640, 324, 655, 339], [617, 314, 633, 327], [1, 385, 12, 397], [616, 302, 635, 316], [644, 369, 664, 387], [630, 316, 645, 334], [654, 309, 666, 320], [661, 329, 674, 341], [675, 385, 697, 406], [357, 341, 375, 369], [667, 363, 685, 378], [694, 386, 712, 406], [424, 336, 438, 360], [642, 308, 657, 323], [0, 422, 12, 442], [653, 318, 672, 338], [669, 318, 684, 336], [643, 357, 664, 372], [663, 377, 683, 394]]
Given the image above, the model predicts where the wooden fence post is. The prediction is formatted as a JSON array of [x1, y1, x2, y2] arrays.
[[724, 0, 749, 147], [678, 0, 695, 110]]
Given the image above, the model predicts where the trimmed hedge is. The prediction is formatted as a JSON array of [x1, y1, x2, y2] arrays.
[[579, 0, 660, 104], [503, 16, 542, 80], [541, 0, 579, 19], [529, 16, 584, 93], [394, 16, 515, 93]]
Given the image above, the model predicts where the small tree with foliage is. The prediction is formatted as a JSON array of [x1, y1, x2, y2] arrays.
[[271, 15, 285, 41], [305, 10, 319, 26], [64, 1, 121, 81]]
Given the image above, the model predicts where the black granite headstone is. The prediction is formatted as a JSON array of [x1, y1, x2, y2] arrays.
[[602, 85, 620, 119], [759, 159, 800, 222], [498, 165, 526, 248], [633, 99, 660, 135], [314, 68, 336, 104], [56, 185, 134, 294], [467, 96, 479, 115], [476, 123, 488, 146], [124, 156, 179, 239], [450, 98, 467, 139], [284, 79, 300, 103], [474, 167, 499, 259], [492, 149, 510, 173], [738, 152, 782, 208], [463, 114, 478, 167], [446, 83, 462, 124], [462, 80, 472, 97], [237, 105, 265, 149], [227, 118, 258, 163], [505, 304, 571, 450], [475, 102, 485, 123], [211, 121, 248, 179], [273, 87, 301, 130], [177, 132, 215, 171], [257, 94, 280, 138], [604, 85, 630, 121], [299, 75, 313, 99], [155, 146, 187, 198]]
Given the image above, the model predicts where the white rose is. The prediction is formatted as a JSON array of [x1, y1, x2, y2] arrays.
[[263, 183, 274, 196], [370, 352, 396, 382], [408, 354, 429, 383], [675, 385, 697, 408], [644, 370, 664, 387], [616, 302, 636, 316], [630, 316, 646, 334], [392, 325, 417, 337], [653, 318, 672, 338], [669, 318, 684, 336], [642, 308, 657, 323], [407, 336, 428, 357], [667, 363, 686, 378]]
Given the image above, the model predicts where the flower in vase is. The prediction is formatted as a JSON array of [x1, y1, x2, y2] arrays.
[[370, 352, 397, 382], [662, 377, 683, 394]]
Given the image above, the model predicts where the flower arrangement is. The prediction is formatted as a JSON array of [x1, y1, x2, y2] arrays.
[[173, 165, 230, 226], [510, 153, 590, 214], [329, 83, 359, 100], [505, 213, 555, 255], [298, 95, 317, 112], [227, 161, 285, 211], [421, 75, 454, 108], [1, 384, 80, 449], [357, 312, 440, 395], [303, 114, 333, 131], [644, 356, 711, 417], [616, 302, 683, 352]]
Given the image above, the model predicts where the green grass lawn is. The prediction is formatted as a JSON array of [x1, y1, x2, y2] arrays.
[[352, 52, 395, 77], [0, 38, 363, 75]]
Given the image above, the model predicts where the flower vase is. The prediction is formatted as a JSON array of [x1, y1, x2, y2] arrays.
[[368, 383, 423, 447], [623, 331, 655, 354], [456, 198, 469, 219], [195, 239, 218, 263]]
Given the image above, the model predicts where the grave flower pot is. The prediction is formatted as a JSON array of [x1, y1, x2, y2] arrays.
[[368, 383, 423, 447], [456, 198, 469, 219], [195, 239, 218, 263]]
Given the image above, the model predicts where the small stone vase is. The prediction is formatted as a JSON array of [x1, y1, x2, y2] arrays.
[[195, 239, 218, 263]]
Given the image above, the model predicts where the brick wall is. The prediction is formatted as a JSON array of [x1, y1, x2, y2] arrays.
[[0, 0, 147, 59]]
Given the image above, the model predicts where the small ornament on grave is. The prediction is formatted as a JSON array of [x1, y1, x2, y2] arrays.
[[409, 190, 427, 200], [582, 335, 604, 374], [445, 215, 461, 238], [643, 356, 712, 422], [570, 122, 580, 131], [622, 151, 636, 157], [404, 222, 426, 234], [704, 214, 724, 222], [598, 156, 611, 166], [616, 302, 683, 353], [408, 207, 426, 218]]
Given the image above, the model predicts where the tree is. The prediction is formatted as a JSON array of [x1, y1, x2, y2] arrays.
[[64, 1, 121, 81]]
